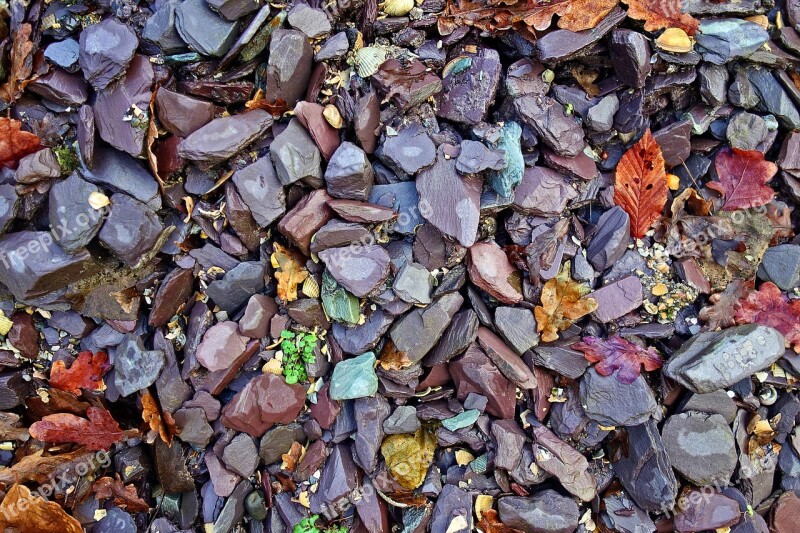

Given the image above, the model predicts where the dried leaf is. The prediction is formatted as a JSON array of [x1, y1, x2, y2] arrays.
[[708, 148, 777, 211], [558, 0, 619, 31], [614, 129, 668, 238], [572, 335, 662, 384], [621, 0, 699, 35], [0, 23, 36, 105], [735, 282, 800, 353], [534, 262, 598, 343], [699, 279, 753, 330], [92, 474, 150, 512], [0, 484, 82, 533], [379, 340, 413, 371], [141, 390, 179, 445], [271, 243, 309, 302], [49, 350, 111, 396], [476, 509, 523, 533], [145, 88, 165, 188], [281, 441, 304, 472], [245, 89, 288, 116], [0, 117, 41, 168], [670, 188, 711, 217], [381, 428, 437, 490], [29, 406, 125, 451]]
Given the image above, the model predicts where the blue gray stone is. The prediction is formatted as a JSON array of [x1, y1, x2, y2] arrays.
[[329, 352, 378, 400]]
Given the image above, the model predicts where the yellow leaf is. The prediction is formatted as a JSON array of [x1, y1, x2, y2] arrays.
[[271, 243, 309, 302], [534, 262, 597, 343], [381, 428, 436, 490]]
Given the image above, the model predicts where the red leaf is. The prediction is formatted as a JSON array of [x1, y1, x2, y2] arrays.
[[93, 474, 150, 512], [29, 406, 125, 451], [708, 148, 777, 211], [572, 335, 663, 384], [621, 0, 699, 35], [614, 129, 668, 238], [49, 351, 111, 395], [0, 117, 41, 168], [477, 509, 524, 533], [735, 282, 800, 353], [699, 279, 753, 331]]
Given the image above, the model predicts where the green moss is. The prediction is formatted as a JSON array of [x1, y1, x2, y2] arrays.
[[53, 143, 79, 175]]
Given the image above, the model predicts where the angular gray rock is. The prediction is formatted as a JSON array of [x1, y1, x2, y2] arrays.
[[390, 292, 464, 363], [758, 244, 800, 290], [178, 110, 273, 165], [270, 119, 323, 187], [499, 491, 579, 533], [662, 411, 736, 486], [324, 141, 374, 201], [579, 368, 659, 427], [175, 0, 240, 57], [696, 18, 769, 64], [78, 18, 138, 89], [114, 334, 165, 397], [264, 30, 313, 108], [232, 157, 286, 227]]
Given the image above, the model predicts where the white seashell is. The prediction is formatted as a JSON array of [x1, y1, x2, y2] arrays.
[[355, 46, 387, 78]]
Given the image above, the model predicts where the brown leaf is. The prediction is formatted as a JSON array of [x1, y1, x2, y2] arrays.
[[0, 413, 29, 442], [381, 428, 437, 490], [145, 87, 165, 189], [29, 406, 125, 451], [699, 279, 753, 331], [558, 0, 619, 31], [0, 117, 41, 168], [572, 335, 662, 384], [245, 89, 288, 116], [477, 509, 524, 533], [379, 340, 413, 371], [281, 441, 304, 472], [0, 448, 96, 486], [670, 188, 711, 218], [735, 282, 800, 353], [271, 243, 309, 302], [92, 474, 149, 512], [0, 484, 82, 533], [141, 390, 179, 445], [0, 23, 36, 105], [49, 351, 111, 396], [708, 148, 777, 211], [26, 389, 91, 420], [614, 129, 668, 238], [621, 0, 699, 35], [534, 262, 597, 343]]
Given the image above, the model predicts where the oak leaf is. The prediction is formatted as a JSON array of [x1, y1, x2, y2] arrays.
[[708, 148, 777, 211], [93, 474, 150, 512], [281, 441, 304, 472], [0, 449, 96, 486], [379, 340, 413, 371], [141, 390, 179, 445], [0, 117, 41, 168], [735, 282, 800, 352], [572, 335, 662, 383], [381, 428, 437, 490], [699, 279, 753, 330], [49, 350, 111, 396], [614, 129, 668, 238], [0, 23, 36, 105], [29, 406, 125, 451], [534, 262, 597, 343], [271, 243, 309, 302], [0, 484, 82, 533], [477, 509, 524, 533], [621, 0, 699, 35], [0, 412, 29, 442]]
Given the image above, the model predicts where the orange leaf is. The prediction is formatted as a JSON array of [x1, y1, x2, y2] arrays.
[[614, 129, 668, 238], [281, 441, 304, 472], [558, 0, 619, 31], [0, 23, 36, 105], [49, 351, 111, 396], [477, 509, 523, 533], [141, 390, 179, 445], [534, 262, 597, 343], [0, 449, 96, 486], [29, 406, 125, 451], [0, 484, 82, 533], [622, 0, 699, 35], [271, 243, 309, 302], [0, 117, 41, 168], [735, 282, 800, 353], [93, 474, 150, 512], [707, 148, 777, 211], [379, 340, 413, 371]]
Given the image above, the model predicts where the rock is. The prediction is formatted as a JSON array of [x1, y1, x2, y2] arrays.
[[425, 309, 479, 366], [393, 262, 432, 305], [536, 7, 626, 63], [270, 119, 323, 187], [698, 63, 729, 106], [727, 111, 769, 151], [512, 166, 577, 217], [206, 262, 265, 313], [476, 327, 536, 389], [543, 147, 600, 180], [333, 310, 394, 355], [174, 407, 213, 446], [27, 69, 88, 107], [149, 268, 194, 327], [222, 433, 259, 478], [178, 109, 273, 165], [450, 343, 517, 419], [78, 18, 138, 89], [355, 91, 380, 154], [436, 47, 501, 126], [456, 140, 505, 174], [662, 411, 736, 486], [278, 189, 334, 254], [589, 275, 643, 322], [609, 29, 651, 88], [96, 508, 136, 533], [265, 29, 313, 108], [586, 94, 619, 132], [494, 307, 538, 355], [98, 194, 164, 268], [758, 244, 800, 290], [492, 420, 526, 471], [353, 395, 391, 471], [673, 491, 741, 532], [154, 439, 195, 493], [207, 0, 258, 20], [329, 352, 379, 400], [324, 142, 374, 201], [467, 241, 523, 305], [390, 292, 464, 363], [498, 491, 580, 533], [696, 19, 769, 64], [311, 443, 359, 513], [287, 4, 331, 38], [316, 31, 349, 61], [114, 334, 165, 397], [155, 88, 216, 138], [515, 95, 584, 157], [587, 206, 630, 271], [195, 321, 248, 372], [328, 199, 395, 223], [748, 68, 800, 130], [45, 38, 80, 72], [143, 0, 186, 53], [245, 491, 268, 522], [532, 424, 596, 502], [239, 295, 278, 338], [602, 492, 655, 533], [383, 406, 420, 435], [318, 244, 390, 298], [664, 324, 786, 393], [430, 485, 472, 533], [370, 182, 422, 235], [681, 390, 738, 424], [221, 373, 306, 436], [372, 58, 442, 111], [579, 368, 659, 427], [259, 424, 305, 465], [295, 101, 340, 160], [229, 157, 285, 228], [311, 220, 370, 254], [612, 420, 678, 512], [48, 173, 104, 254], [770, 491, 800, 533], [83, 145, 161, 209], [176, 0, 239, 57], [381, 123, 436, 177], [8, 313, 38, 359]]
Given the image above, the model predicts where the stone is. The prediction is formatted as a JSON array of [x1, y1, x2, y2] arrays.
[[393, 262, 433, 305], [383, 406, 420, 434], [381, 123, 436, 177], [515, 95, 584, 157], [277, 189, 334, 255], [316, 32, 349, 61], [195, 321, 248, 372], [770, 491, 800, 533], [450, 343, 517, 419], [270, 119, 323, 187], [673, 491, 741, 532], [536, 7, 626, 62], [494, 307, 538, 355], [589, 275, 643, 322], [499, 491, 580, 533], [609, 29, 651, 88], [586, 94, 619, 132], [48, 173, 104, 254], [602, 492, 655, 533], [176, 0, 239, 57], [355, 91, 380, 154], [149, 268, 195, 327], [372, 58, 442, 111], [456, 140, 505, 174], [174, 407, 213, 446], [221, 373, 306, 436], [370, 182, 423, 235], [390, 292, 464, 363], [696, 19, 769, 64], [155, 88, 216, 138], [681, 390, 738, 424], [78, 18, 138, 89], [425, 309, 479, 366], [311, 220, 370, 254], [287, 4, 331, 38], [324, 141, 374, 201], [329, 352, 379, 400], [513, 166, 576, 217], [318, 244, 390, 298], [8, 313, 38, 359], [311, 443, 359, 513], [662, 411, 737, 486], [580, 368, 659, 427], [98, 194, 164, 268], [259, 424, 305, 465], [532, 424, 596, 502], [45, 38, 80, 72], [476, 327, 536, 389], [114, 334, 165, 397], [698, 63, 729, 106], [178, 109, 273, 165], [222, 433, 259, 478], [239, 295, 278, 338], [353, 395, 391, 471], [207, 0, 258, 20], [229, 157, 285, 228], [295, 439, 327, 482], [96, 508, 136, 533], [748, 68, 800, 130], [436, 47, 501, 126], [333, 310, 395, 355], [758, 244, 800, 290], [265, 29, 313, 108], [664, 325, 786, 393], [295, 101, 341, 160], [467, 241, 523, 305], [587, 206, 630, 271], [27, 69, 88, 107], [143, 0, 186, 53], [206, 262, 265, 313], [492, 420, 526, 471], [83, 145, 161, 209], [430, 485, 472, 533], [727, 111, 769, 151]]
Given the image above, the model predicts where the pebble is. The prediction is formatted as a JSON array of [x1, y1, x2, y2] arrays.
[[270, 119, 323, 187], [98, 194, 164, 268], [353, 395, 390, 471], [609, 29, 651, 88], [431, 485, 472, 533], [513, 166, 577, 217], [48, 173, 104, 254], [329, 352, 379, 400], [383, 405, 420, 435], [579, 368, 659, 427], [696, 18, 769, 64], [450, 343, 517, 419], [515, 95, 585, 157], [155, 88, 216, 138], [231, 156, 286, 228], [114, 334, 165, 397], [586, 94, 619, 132], [758, 244, 800, 290], [142, 0, 186, 53], [206, 262, 265, 313], [178, 109, 273, 165], [662, 411, 736, 486], [324, 141, 374, 201], [287, 4, 331, 38], [318, 244, 390, 298], [673, 491, 741, 532], [175, 0, 240, 57], [258, 423, 305, 465], [222, 433, 259, 478], [207, 0, 258, 21], [436, 48, 501, 126], [264, 29, 313, 108], [45, 38, 80, 72], [78, 18, 138, 89], [380, 123, 436, 177], [174, 407, 213, 446], [392, 262, 433, 305], [424, 309, 479, 366], [195, 321, 248, 372], [587, 206, 631, 272], [278, 189, 334, 254], [389, 292, 463, 363], [315, 32, 349, 61], [476, 327, 536, 389], [499, 491, 579, 533], [727, 111, 769, 151], [295, 101, 340, 160], [221, 373, 306, 436], [467, 241, 523, 305]]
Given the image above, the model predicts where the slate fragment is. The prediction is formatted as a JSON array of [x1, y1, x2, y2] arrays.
[[175, 0, 240, 57], [98, 194, 164, 268], [579, 368, 659, 427], [155, 88, 216, 138], [609, 29, 651, 88], [114, 334, 165, 397], [329, 352, 379, 400], [178, 110, 273, 165], [450, 343, 517, 419], [436, 47, 501, 125], [467, 241, 522, 305], [318, 245, 390, 298], [48, 173, 104, 255], [78, 18, 138, 90], [353, 395, 390, 472], [324, 141, 374, 201], [222, 374, 306, 437], [264, 29, 313, 108], [270, 118, 323, 187], [662, 411, 736, 486], [499, 491, 579, 533], [277, 189, 334, 255], [390, 292, 463, 364]]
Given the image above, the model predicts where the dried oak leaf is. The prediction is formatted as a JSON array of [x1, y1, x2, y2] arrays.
[[0, 117, 41, 168], [614, 129, 668, 238], [0, 484, 82, 533], [271, 243, 309, 302], [735, 282, 800, 352], [621, 0, 699, 35], [281, 441, 304, 472], [381, 428, 437, 490], [49, 350, 111, 396], [699, 279, 753, 330], [141, 389, 179, 446], [477, 509, 524, 533], [0, 449, 95, 486], [93, 474, 150, 512], [572, 335, 662, 384], [29, 406, 125, 451], [0, 412, 29, 442], [534, 262, 598, 343], [708, 148, 777, 211], [0, 23, 35, 105], [379, 340, 413, 371]]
